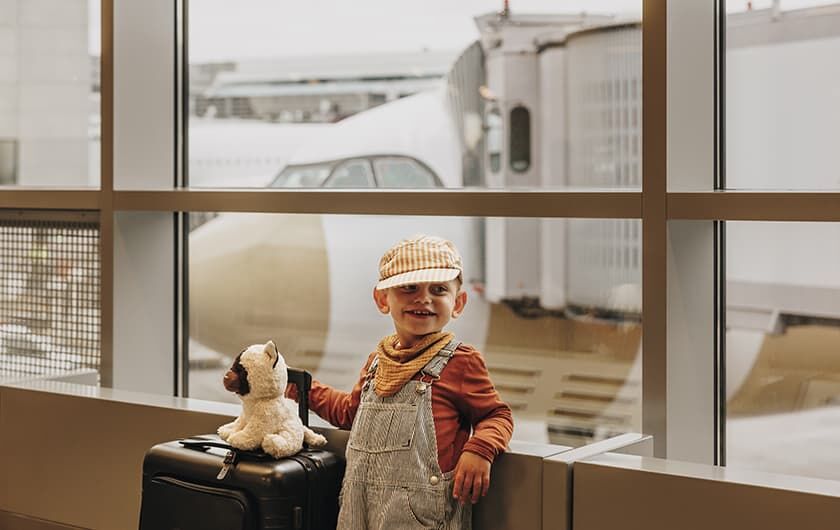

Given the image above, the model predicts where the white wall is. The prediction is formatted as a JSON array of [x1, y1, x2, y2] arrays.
[[0, 0, 90, 186]]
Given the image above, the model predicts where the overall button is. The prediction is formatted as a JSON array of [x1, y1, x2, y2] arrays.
[[416, 382, 427, 394], [429, 475, 440, 486]]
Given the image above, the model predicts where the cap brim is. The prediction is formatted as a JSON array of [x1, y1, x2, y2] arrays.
[[376, 268, 461, 290]]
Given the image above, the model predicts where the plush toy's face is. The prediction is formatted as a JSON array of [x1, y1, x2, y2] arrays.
[[222, 340, 287, 400], [222, 351, 250, 395]]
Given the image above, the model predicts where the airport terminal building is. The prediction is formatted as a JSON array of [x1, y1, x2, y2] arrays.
[[2, 1, 840, 528]]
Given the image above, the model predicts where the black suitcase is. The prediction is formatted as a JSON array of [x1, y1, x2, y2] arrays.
[[139, 369, 344, 530]]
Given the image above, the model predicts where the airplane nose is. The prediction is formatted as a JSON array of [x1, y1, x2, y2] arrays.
[[189, 213, 329, 372]]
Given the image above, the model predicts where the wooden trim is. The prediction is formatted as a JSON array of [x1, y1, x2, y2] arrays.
[[0, 511, 85, 530], [669, 192, 840, 221], [642, 0, 668, 458], [98, 0, 114, 387], [0, 190, 100, 210], [112, 189, 643, 218], [0, 210, 99, 223]]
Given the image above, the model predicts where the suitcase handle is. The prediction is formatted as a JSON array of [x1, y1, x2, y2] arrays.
[[286, 368, 311, 427], [179, 438, 237, 452], [178, 437, 272, 460]]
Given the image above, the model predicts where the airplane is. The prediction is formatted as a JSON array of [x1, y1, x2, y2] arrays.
[[188, 119, 331, 188], [186, 5, 840, 462]]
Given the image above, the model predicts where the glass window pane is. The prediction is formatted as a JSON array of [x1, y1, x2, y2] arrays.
[[373, 157, 438, 188], [726, 221, 840, 480], [187, 1, 641, 190], [2, 0, 100, 187], [726, 1, 840, 190], [187, 213, 642, 447], [326, 159, 374, 188]]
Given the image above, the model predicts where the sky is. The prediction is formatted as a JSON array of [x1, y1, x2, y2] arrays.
[[88, 0, 839, 60]]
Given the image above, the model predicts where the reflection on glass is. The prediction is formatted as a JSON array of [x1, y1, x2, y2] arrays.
[[187, 213, 642, 447], [726, 222, 840, 480], [2, 0, 100, 187], [726, 1, 840, 189], [188, 1, 642, 190]]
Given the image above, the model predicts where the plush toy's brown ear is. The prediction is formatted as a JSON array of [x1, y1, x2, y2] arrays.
[[264, 340, 279, 368]]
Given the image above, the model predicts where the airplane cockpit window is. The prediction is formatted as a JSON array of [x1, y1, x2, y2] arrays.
[[269, 164, 332, 188], [373, 157, 439, 188], [324, 159, 375, 188]]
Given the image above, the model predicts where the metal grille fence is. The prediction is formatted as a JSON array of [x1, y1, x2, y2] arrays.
[[0, 212, 100, 380]]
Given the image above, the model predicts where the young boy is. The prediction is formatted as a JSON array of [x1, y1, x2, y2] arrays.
[[289, 234, 513, 529]]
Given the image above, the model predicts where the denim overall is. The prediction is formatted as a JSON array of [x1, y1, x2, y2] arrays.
[[337, 340, 472, 529]]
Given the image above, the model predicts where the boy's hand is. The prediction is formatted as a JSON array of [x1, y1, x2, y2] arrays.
[[452, 452, 491, 505]]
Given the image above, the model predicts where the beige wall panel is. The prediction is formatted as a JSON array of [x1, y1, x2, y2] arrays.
[[0, 384, 570, 530], [473, 441, 567, 530], [542, 459, 571, 530], [0, 385, 235, 530], [0, 510, 85, 530], [574, 459, 840, 530]]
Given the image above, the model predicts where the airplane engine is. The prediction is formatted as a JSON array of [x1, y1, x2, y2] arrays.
[[189, 213, 330, 383]]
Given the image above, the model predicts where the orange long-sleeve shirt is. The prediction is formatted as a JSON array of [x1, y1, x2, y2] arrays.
[[289, 343, 513, 473]]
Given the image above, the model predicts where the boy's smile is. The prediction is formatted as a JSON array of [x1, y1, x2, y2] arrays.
[[374, 280, 467, 349]]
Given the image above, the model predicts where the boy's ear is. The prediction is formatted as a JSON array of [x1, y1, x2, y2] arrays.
[[451, 289, 467, 319], [373, 287, 390, 314]]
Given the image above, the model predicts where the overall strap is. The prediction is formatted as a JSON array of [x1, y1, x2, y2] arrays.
[[367, 356, 379, 375], [420, 340, 461, 380], [361, 356, 379, 393]]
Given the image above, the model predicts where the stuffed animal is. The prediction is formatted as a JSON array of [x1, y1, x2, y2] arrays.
[[217, 340, 327, 458]]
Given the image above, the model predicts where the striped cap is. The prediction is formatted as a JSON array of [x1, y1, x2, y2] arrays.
[[376, 235, 463, 290]]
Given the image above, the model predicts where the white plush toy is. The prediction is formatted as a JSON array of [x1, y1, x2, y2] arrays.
[[217, 340, 327, 458]]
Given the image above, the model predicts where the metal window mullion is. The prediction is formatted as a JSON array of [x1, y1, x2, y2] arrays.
[[668, 192, 840, 221], [642, 0, 668, 458], [663, 0, 719, 465], [99, 0, 114, 387], [111, 190, 643, 219], [6, 189, 838, 221], [0, 190, 101, 210], [110, 0, 177, 395]]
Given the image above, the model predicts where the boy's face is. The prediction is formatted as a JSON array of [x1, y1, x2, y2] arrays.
[[373, 280, 467, 349]]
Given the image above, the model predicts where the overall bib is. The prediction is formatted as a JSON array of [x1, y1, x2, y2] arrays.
[[337, 340, 472, 530]]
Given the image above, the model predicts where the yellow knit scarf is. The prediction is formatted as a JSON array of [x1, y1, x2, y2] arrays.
[[374, 331, 455, 397]]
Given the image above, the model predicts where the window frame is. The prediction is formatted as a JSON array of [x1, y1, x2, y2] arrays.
[[5, 0, 840, 466]]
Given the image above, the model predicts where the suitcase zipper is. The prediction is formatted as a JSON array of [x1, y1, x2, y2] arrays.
[[289, 455, 313, 529], [216, 449, 238, 480]]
